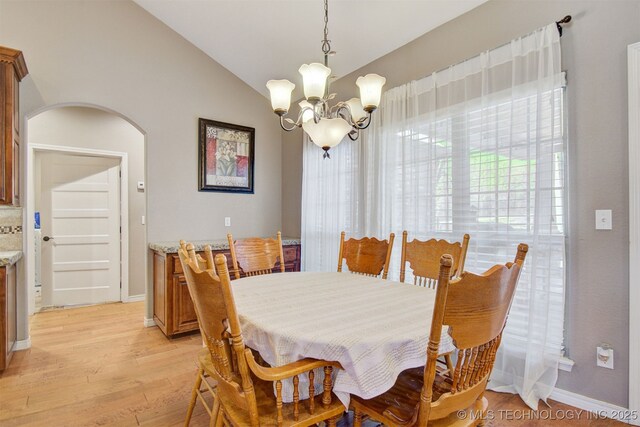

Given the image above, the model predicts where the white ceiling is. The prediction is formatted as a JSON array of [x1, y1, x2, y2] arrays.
[[134, 0, 488, 99]]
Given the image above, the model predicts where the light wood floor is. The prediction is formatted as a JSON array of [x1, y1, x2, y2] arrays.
[[0, 302, 626, 426]]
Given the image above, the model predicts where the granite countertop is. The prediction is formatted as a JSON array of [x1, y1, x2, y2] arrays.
[[149, 237, 301, 254], [0, 251, 23, 267]]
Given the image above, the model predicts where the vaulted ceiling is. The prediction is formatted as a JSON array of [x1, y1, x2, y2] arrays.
[[134, 0, 488, 99]]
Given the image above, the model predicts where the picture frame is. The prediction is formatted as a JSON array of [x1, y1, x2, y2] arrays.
[[198, 118, 255, 193]]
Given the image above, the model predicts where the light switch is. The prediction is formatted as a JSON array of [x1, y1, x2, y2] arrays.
[[595, 210, 612, 230], [137, 181, 145, 191], [224, 217, 231, 227]]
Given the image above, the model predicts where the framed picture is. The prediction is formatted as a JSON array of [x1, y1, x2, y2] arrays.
[[198, 118, 255, 193]]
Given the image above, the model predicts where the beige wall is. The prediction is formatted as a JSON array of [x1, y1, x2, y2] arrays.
[[29, 107, 146, 297], [0, 0, 283, 334], [281, 0, 640, 407]]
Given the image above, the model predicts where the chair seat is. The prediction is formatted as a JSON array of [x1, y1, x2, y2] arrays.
[[207, 351, 345, 427], [351, 367, 485, 427]]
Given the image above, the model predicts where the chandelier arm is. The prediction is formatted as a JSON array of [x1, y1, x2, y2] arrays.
[[354, 113, 373, 130], [347, 128, 359, 141], [334, 103, 358, 126], [279, 115, 300, 132], [298, 105, 323, 125], [331, 102, 348, 116]]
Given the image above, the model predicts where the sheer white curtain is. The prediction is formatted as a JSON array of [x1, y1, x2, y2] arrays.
[[301, 23, 565, 408], [301, 134, 363, 272]]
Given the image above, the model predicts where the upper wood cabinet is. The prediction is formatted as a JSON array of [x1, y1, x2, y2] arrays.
[[0, 46, 28, 206]]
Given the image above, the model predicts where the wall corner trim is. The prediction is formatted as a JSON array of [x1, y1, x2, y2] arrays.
[[13, 337, 31, 351], [143, 317, 156, 328], [628, 40, 640, 427]]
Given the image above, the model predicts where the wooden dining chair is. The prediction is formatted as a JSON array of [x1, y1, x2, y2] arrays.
[[400, 232, 470, 374], [399, 232, 470, 285], [351, 244, 528, 427], [181, 246, 345, 427], [227, 232, 285, 280], [179, 243, 221, 427], [337, 231, 395, 279]]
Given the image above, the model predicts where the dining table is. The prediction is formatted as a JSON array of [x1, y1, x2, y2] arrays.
[[232, 271, 455, 410]]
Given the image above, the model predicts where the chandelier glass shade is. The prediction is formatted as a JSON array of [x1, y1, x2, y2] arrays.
[[266, 0, 386, 158]]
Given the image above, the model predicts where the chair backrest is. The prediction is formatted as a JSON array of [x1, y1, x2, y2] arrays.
[[227, 232, 285, 280], [178, 245, 261, 425], [399, 232, 470, 286], [179, 240, 216, 274], [337, 232, 395, 279], [417, 244, 528, 425]]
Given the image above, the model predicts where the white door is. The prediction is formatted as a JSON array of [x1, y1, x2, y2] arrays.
[[40, 152, 121, 306]]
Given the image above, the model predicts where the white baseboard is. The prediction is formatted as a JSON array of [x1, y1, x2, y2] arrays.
[[144, 317, 156, 327], [550, 387, 635, 424], [13, 337, 31, 351], [124, 294, 145, 303]]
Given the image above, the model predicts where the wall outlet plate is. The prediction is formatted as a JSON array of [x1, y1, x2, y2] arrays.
[[597, 345, 614, 369]]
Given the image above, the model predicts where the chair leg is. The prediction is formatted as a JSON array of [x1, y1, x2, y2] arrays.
[[214, 407, 225, 427], [209, 392, 220, 427], [444, 353, 454, 374], [327, 415, 339, 427], [185, 367, 204, 427], [475, 395, 489, 426], [353, 409, 363, 427]]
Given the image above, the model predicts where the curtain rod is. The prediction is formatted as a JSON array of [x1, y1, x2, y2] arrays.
[[402, 17, 573, 89], [556, 15, 572, 37]]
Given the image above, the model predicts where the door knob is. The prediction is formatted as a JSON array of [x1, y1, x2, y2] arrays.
[[43, 236, 54, 241]]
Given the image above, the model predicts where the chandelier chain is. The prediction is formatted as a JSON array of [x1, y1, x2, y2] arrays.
[[321, 0, 331, 55]]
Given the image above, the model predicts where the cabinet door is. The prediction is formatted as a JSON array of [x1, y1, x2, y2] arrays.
[[6, 264, 15, 356], [0, 265, 15, 371], [152, 252, 167, 333], [173, 274, 198, 333]]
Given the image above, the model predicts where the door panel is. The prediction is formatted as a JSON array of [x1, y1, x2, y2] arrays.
[[40, 153, 121, 306]]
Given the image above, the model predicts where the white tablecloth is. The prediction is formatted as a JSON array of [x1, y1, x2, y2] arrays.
[[232, 272, 455, 409]]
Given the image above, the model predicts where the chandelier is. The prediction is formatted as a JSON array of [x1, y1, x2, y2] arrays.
[[266, 0, 386, 158]]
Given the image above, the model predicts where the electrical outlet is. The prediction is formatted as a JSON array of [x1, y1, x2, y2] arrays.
[[224, 217, 231, 227], [597, 344, 614, 369]]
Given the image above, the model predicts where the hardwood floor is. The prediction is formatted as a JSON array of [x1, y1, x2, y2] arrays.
[[0, 302, 626, 426]]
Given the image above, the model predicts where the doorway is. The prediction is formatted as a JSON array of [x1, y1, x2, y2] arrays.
[[37, 152, 122, 308], [25, 105, 146, 315]]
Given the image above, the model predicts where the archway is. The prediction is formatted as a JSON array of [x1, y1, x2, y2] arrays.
[[18, 103, 147, 348]]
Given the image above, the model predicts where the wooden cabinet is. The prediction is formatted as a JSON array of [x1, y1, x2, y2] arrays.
[[0, 263, 17, 370], [152, 242, 301, 338], [0, 46, 28, 206]]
